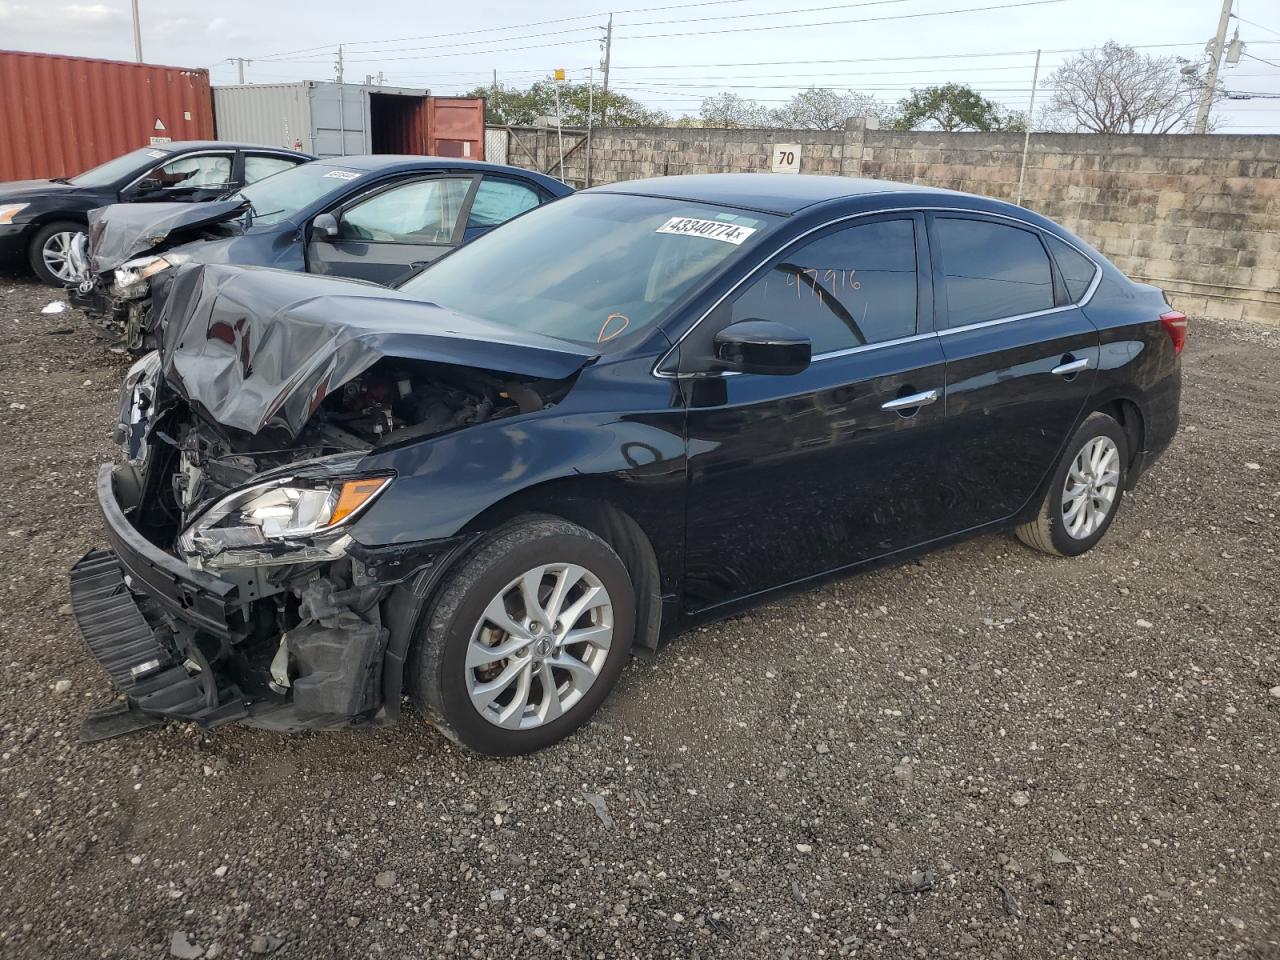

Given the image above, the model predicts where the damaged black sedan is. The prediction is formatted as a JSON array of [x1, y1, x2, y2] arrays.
[[70, 175, 1183, 755]]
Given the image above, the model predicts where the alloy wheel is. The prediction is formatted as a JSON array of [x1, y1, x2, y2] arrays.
[[465, 563, 613, 730], [42, 230, 84, 283], [1061, 435, 1120, 540]]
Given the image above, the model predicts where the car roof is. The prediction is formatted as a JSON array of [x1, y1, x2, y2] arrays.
[[159, 140, 313, 158], [310, 155, 573, 194], [589, 173, 954, 215]]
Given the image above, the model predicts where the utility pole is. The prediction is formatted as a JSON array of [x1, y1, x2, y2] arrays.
[[229, 57, 251, 84], [131, 0, 143, 62], [335, 45, 344, 84], [1015, 49, 1041, 207], [600, 14, 613, 125], [1194, 0, 1233, 134], [586, 66, 595, 187], [492, 68, 498, 94]]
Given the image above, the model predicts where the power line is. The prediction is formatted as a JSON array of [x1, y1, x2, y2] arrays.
[[614, 0, 1067, 41], [251, 0, 762, 60], [1232, 13, 1280, 39], [609, 39, 1280, 71], [259, 0, 1061, 63], [1242, 51, 1280, 69]]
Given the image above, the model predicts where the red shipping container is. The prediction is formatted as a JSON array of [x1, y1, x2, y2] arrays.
[[0, 49, 214, 182]]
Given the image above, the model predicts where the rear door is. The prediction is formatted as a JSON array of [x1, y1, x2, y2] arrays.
[[307, 174, 479, 284], [931, 213, 1100, 528], [680, 213, 953, 610]]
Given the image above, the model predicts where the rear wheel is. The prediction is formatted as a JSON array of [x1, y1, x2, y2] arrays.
[[410, 516, 635, 755], [1015, 412, 1128, 557], [28, 220, 86, 286]]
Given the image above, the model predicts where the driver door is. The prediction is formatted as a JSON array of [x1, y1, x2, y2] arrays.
[[306, 175, 479, 285], [124, 152, 236, 203]]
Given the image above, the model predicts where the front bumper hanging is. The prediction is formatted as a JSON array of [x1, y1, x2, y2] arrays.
[[68, 549, 248, 727]]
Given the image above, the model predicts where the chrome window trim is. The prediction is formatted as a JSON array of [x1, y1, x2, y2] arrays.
[[121, 149, 237, 194], [654, 204, 1103, 380]]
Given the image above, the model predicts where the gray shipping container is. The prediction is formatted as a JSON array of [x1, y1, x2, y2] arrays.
[[212, 81, 432, 157]]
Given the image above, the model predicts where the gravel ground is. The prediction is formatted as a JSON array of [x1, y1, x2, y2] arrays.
[[0, 272, 1277, 960]]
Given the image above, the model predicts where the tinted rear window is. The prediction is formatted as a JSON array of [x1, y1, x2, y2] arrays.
[[934, 217, 1054, 327]]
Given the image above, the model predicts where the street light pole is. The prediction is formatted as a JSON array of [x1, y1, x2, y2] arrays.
[[131, 0, 143, 62], [1194, 0, 1233, 134]]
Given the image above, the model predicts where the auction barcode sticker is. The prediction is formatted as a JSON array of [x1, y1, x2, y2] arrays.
[[323, 170, 360, 180], [656, 217, 757, 245]]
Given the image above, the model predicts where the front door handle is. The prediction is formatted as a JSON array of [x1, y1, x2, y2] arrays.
[[881, 388, 940, 412], [1052, 356, 1090, 377]]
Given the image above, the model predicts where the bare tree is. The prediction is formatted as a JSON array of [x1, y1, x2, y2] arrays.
[[1044, 42, 1218, 134], [699, 92, 772, 128], [770, 87, 884, 130]]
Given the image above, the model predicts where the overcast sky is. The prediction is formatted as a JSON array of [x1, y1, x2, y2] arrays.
[[2, 0, 1278, 132]]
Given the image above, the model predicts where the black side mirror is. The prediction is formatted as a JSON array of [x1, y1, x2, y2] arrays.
[[311, 212, 340, 240], [134, 178, 163, 194], [712, 319, 811, 376]]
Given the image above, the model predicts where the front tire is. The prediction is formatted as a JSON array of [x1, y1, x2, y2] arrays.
[[28, 220, 86, 286], [410, 516, 635, 755], [1016, 412, 1128, 557]]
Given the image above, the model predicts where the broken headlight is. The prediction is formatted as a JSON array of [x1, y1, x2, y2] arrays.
[[114, 349, 163, 461], [113, 253, 191, 295], [178, 475, 391, 569]]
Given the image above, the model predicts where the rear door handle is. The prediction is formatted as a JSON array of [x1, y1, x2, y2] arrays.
[[881, 388, 940, 412], [1052, 357, 1090, 377]]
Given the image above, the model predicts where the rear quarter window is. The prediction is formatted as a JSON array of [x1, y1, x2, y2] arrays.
[[1045, 234, 1099, 303]]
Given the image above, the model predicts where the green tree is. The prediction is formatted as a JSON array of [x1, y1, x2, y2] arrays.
[[891, 83, 1025, 132], [465, 81, 668, 127]]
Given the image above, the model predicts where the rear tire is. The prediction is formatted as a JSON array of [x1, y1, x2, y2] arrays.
[[1016, 412, 1128, 557], [410, 515, 635, 755], [28, 220, 86, 286]]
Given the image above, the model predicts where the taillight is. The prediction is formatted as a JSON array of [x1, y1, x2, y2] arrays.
[[1160, 311, 1187, 355]]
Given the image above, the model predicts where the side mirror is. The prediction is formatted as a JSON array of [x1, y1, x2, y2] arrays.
[[311, 212, 340, 240], [134, 178, 163, 194], [712, 319, 811, 376]]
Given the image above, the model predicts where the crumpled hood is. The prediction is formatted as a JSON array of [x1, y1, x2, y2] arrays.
[[156, 262, 598, 440], [87, 199, 249, 273]]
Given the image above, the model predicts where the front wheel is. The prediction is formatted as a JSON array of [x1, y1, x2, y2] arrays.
[[28, 220, 87, 286], [1016, 412, 1128, 557], [410, 516, 635, 755]]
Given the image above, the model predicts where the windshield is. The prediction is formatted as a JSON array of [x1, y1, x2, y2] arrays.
[[234, 161, 357, 226], [69, 147, 166, 187], [399, 193, 780, 350]]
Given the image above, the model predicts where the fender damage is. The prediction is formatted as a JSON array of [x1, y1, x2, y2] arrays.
[[69, 262, 596, 736]]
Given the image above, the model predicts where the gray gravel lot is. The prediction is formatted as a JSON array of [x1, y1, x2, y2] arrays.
[[0, 273, 1277, 960]]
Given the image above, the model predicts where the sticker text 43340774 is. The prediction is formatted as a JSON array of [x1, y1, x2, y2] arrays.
[[656, 217, 757, 245]]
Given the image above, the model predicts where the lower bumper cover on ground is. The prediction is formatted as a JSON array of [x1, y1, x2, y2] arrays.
[[68, 548, 248, 726]]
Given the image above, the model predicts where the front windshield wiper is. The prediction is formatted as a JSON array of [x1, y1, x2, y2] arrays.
[[50, 177, 70, 184]]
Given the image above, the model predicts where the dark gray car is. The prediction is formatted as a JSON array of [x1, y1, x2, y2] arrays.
[[70, 156, 572, 349]]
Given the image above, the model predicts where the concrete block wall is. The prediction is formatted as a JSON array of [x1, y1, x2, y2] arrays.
[[495, 123, 1280, 324]]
